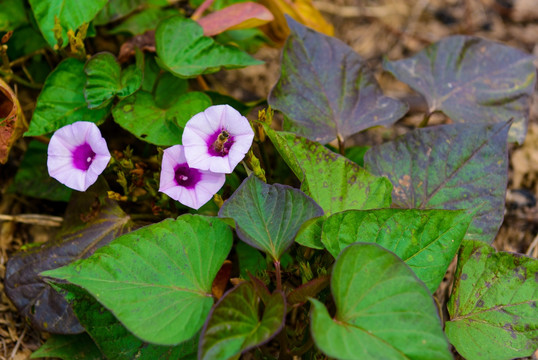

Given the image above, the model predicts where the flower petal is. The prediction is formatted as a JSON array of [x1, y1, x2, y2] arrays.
[[183, 104, 254, 174], [159, 145, 226, 209], [47, 121, 111, 192]]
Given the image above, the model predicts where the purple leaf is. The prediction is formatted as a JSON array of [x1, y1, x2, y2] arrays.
[[384, 35, 536, 143], [5, 181, 133, 334], [268, 17, 407, 144]]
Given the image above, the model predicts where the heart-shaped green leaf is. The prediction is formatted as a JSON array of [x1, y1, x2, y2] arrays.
[[384, 35, 536, 143], [219, 175, 323, 260], [199, 281, 285, 360], [26, 58, 110, 136], [30, 333, 104, 360], [268, 17, 407, 144], [84, 52, 142, 109], [29, 0, 107, 47], [265, 126, 392, 215], [446, 241, 538, 360], [365, 121, 510, 243], [321, 209, 470, 292], [53, 283, 198, 360], [112, 90, 211, 145], [155, 16, 262, 78], [43, 215, 233, 345], [310, 243, 451, 360]]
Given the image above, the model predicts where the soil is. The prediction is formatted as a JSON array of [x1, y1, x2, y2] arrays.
[[1, 0, 538, 359]]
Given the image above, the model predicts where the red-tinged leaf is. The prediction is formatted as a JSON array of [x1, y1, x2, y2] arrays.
[[5, 180, 133, 334], [197, 2, 274, 37], [212, 259, 233, 300], [0, 78, 27, 163], [287, 275, 329, 306], [199, 282, 286, 360]]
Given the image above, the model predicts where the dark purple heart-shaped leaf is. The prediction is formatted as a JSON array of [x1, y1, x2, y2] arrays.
[[384, 35, 536, 143], [364, 121, 510, 244], [268, 17, 407, 144], [5, 181, 133, 334]]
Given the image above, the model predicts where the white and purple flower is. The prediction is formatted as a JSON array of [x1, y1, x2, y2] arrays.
[[159, 145, 226, 210], [47, 121, 111, 192], [182, 105, 254, 174]]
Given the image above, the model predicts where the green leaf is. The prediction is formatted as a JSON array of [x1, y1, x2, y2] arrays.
[[345, 146, 370, 167], [109, 7, 178, 35], [28, 0, 107, 47], [43, 215, 233, 345], [384, 35, 536, 143], [310, 243, 452, 360], [155, 16, 262, 78], [236, 242, 266, 279], [294, 216, 325, 249], [268, 17, 407, 144], [112, 90, 211, 145], [446, 241, 538, 360], [84, 52, 142, 109], [265, 126, 392, 215], [321, 209, 470, 292], [5, 25, 48, 59], [141, 54, 162, 92], [215, 28, 270, 54], [93, 0, 146, 25], [26, 58, 110, 136], [0, 0, 28, 31], [30, 333, 104, 360], [199, 282, 285, 360], [219, 175, 323, 260], [153, 72, 189, 108], [54, 283, 198, 360], [365, 121, 510, 243], [9, 140, 72, 201]]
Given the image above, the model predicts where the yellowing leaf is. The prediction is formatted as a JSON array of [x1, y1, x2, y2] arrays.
[[0, 78, 27, 164], [259, 0, 333, 44]]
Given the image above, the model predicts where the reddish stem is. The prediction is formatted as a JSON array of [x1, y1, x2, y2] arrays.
[[274, 260, 282, 291]]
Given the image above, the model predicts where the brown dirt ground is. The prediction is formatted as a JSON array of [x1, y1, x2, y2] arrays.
[[2, 0, 538, 359]]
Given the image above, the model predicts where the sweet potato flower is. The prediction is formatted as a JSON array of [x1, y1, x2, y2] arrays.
[[47, 121, 111, 191], [182, 105, 254, 174], [159, 145, 226, 210]]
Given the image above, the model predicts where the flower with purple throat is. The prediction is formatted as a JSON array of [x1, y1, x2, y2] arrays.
[[47, 121, 111, 192], [182, 105, 254, 174], [159, 145, 226, 210]]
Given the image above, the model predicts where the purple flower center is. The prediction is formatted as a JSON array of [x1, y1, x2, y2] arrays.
[[207, 130, 234, 157], [174, 163, 201, 189], [72, 143, 96, 171]]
